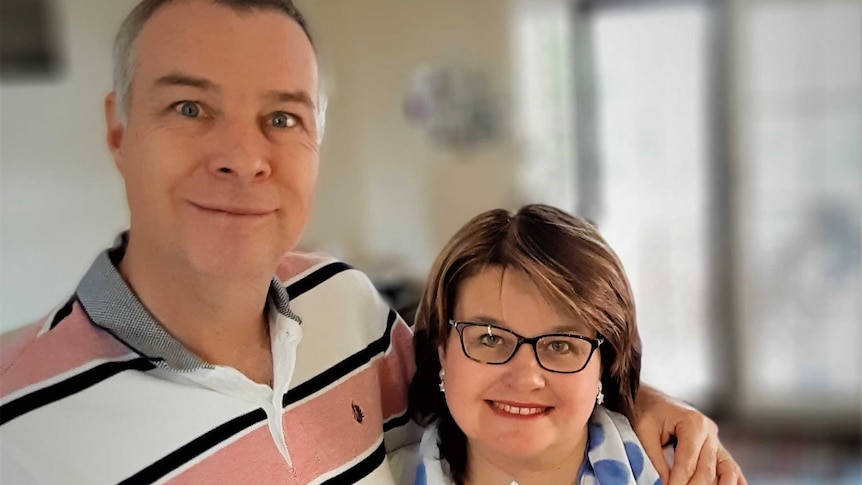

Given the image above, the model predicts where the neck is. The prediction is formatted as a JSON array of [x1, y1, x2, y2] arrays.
[[119, 237, 274, 385], [464, 432, 587, 485]]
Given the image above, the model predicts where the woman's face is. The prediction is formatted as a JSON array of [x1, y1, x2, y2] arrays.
[[439, 267, 602, 468]]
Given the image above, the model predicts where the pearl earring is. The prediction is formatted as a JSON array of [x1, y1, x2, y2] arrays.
[[438, 369, 446, 393], [596, 381, 605, 406]]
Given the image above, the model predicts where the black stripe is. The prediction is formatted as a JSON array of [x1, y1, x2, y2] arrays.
[[118, 408, 268, 485], [111, 307, 396, 482], [283, 310, 397, 408], [285, 262, 352, 300], [49, 294, 78, 330], [0, 358, 154, 427], [319, 440, 386, 485], [383, 410, 411, 432]]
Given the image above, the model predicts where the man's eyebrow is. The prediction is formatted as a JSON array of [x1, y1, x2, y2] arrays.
[[265, 90, 316, 111], [153, 73, 218, 91]]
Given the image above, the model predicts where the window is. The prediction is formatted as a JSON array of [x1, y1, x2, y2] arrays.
[[585, 2, 717, 404], [737, 0, 862, 417]]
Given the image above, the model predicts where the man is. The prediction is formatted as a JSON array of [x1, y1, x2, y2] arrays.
[[0, 1, 744, 483]]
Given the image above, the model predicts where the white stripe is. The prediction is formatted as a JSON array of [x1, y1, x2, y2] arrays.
[[2, 369, 263, 485], [289, 270, 395, 387], [285, 356, 378, 411], [286, 313, 407, 408]]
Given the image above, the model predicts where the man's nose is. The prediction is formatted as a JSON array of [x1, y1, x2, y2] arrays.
[[207, 120, 272, 181]]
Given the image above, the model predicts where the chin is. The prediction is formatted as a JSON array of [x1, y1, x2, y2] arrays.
[[474, 442, 557, 471], [474, 427, 556, 460], [183, 232, 284, 279], [493, 437, 554, 459], [193, 252, 278, 279]]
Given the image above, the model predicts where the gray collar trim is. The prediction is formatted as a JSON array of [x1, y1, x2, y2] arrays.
[[76, 235, 300, 372]]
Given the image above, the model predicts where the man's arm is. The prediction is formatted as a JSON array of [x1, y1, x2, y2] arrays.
[[0, 439, 40, 485], [633, 385, 747, 485], [378, 311, 422, 485]]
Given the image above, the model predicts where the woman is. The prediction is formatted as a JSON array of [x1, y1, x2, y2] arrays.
[[410, 204, 660, 485]]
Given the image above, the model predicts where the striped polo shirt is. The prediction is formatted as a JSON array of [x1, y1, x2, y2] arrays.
[[0, 239, 420, 484]]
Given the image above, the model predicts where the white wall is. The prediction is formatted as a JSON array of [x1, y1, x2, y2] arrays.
[[1, 0, 523, 332], [1, 0, 138, 332], [297, 0, 521, 278]]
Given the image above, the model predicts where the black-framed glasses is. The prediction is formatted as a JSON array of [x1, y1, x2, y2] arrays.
[[449, 320, 604, 374]]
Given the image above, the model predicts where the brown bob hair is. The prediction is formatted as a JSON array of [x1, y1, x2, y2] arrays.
[[409, 204, 642, 484]]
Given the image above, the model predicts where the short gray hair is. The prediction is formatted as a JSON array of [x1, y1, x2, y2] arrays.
[[112, 0, 326, 140]]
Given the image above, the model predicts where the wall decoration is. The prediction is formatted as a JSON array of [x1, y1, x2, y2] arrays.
[[403, 65, 501, 150]]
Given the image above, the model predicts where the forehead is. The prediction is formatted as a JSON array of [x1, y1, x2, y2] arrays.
[[132, 0, 318, 97], [454, 267, 587, 334]]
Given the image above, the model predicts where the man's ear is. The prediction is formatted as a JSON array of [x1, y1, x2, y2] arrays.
[[104, 92, 125, 168]]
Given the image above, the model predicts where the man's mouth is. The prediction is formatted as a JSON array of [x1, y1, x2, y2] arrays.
[[189, 201, 275, 217]]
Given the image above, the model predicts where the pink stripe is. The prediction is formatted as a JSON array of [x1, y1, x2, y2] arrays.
[[379, 319, 415, 420], [173, 366, 396, 483], [0, 321, 44, 375], [276, 252, 339, 283], [166, 424, 294, 484], [0, 304, 131, 399]]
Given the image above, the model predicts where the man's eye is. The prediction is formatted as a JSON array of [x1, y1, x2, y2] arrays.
[[271, 112, 298, 128], [174, 101, 202, 118]]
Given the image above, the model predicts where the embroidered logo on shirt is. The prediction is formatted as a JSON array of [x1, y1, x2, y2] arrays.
[[351, 401, 364, 424]]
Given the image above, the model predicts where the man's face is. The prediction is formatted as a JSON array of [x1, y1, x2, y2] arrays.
[[106, 0, 320, 279]]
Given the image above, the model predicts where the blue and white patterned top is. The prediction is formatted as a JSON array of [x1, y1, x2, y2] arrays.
[[415, 406, 663, 485]]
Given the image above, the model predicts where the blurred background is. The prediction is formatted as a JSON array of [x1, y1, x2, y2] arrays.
[[1, 0, 860, 482]]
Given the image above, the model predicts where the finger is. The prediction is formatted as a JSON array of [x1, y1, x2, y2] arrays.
[[717, 459, 738, 485], [634, 418, 672, 484], [687, 433, 718, 485], [667, 422, 710, 485], [716, 446, 746, 485]]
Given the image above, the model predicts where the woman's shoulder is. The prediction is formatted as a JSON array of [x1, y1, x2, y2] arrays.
[[415, 425, 457, 485], [591, 406, 637, 434], [587, 406, 672, 483]]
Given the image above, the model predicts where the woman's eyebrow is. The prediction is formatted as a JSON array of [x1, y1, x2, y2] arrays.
[[548, 324, 590, 334], [459, 314, 506, 326]]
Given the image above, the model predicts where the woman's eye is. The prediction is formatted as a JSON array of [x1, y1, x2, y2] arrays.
[[479, 334, 500, 346], [174, 101, 202, 118], [271, 112, 298, 128], [549, 341, 572, 353]]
